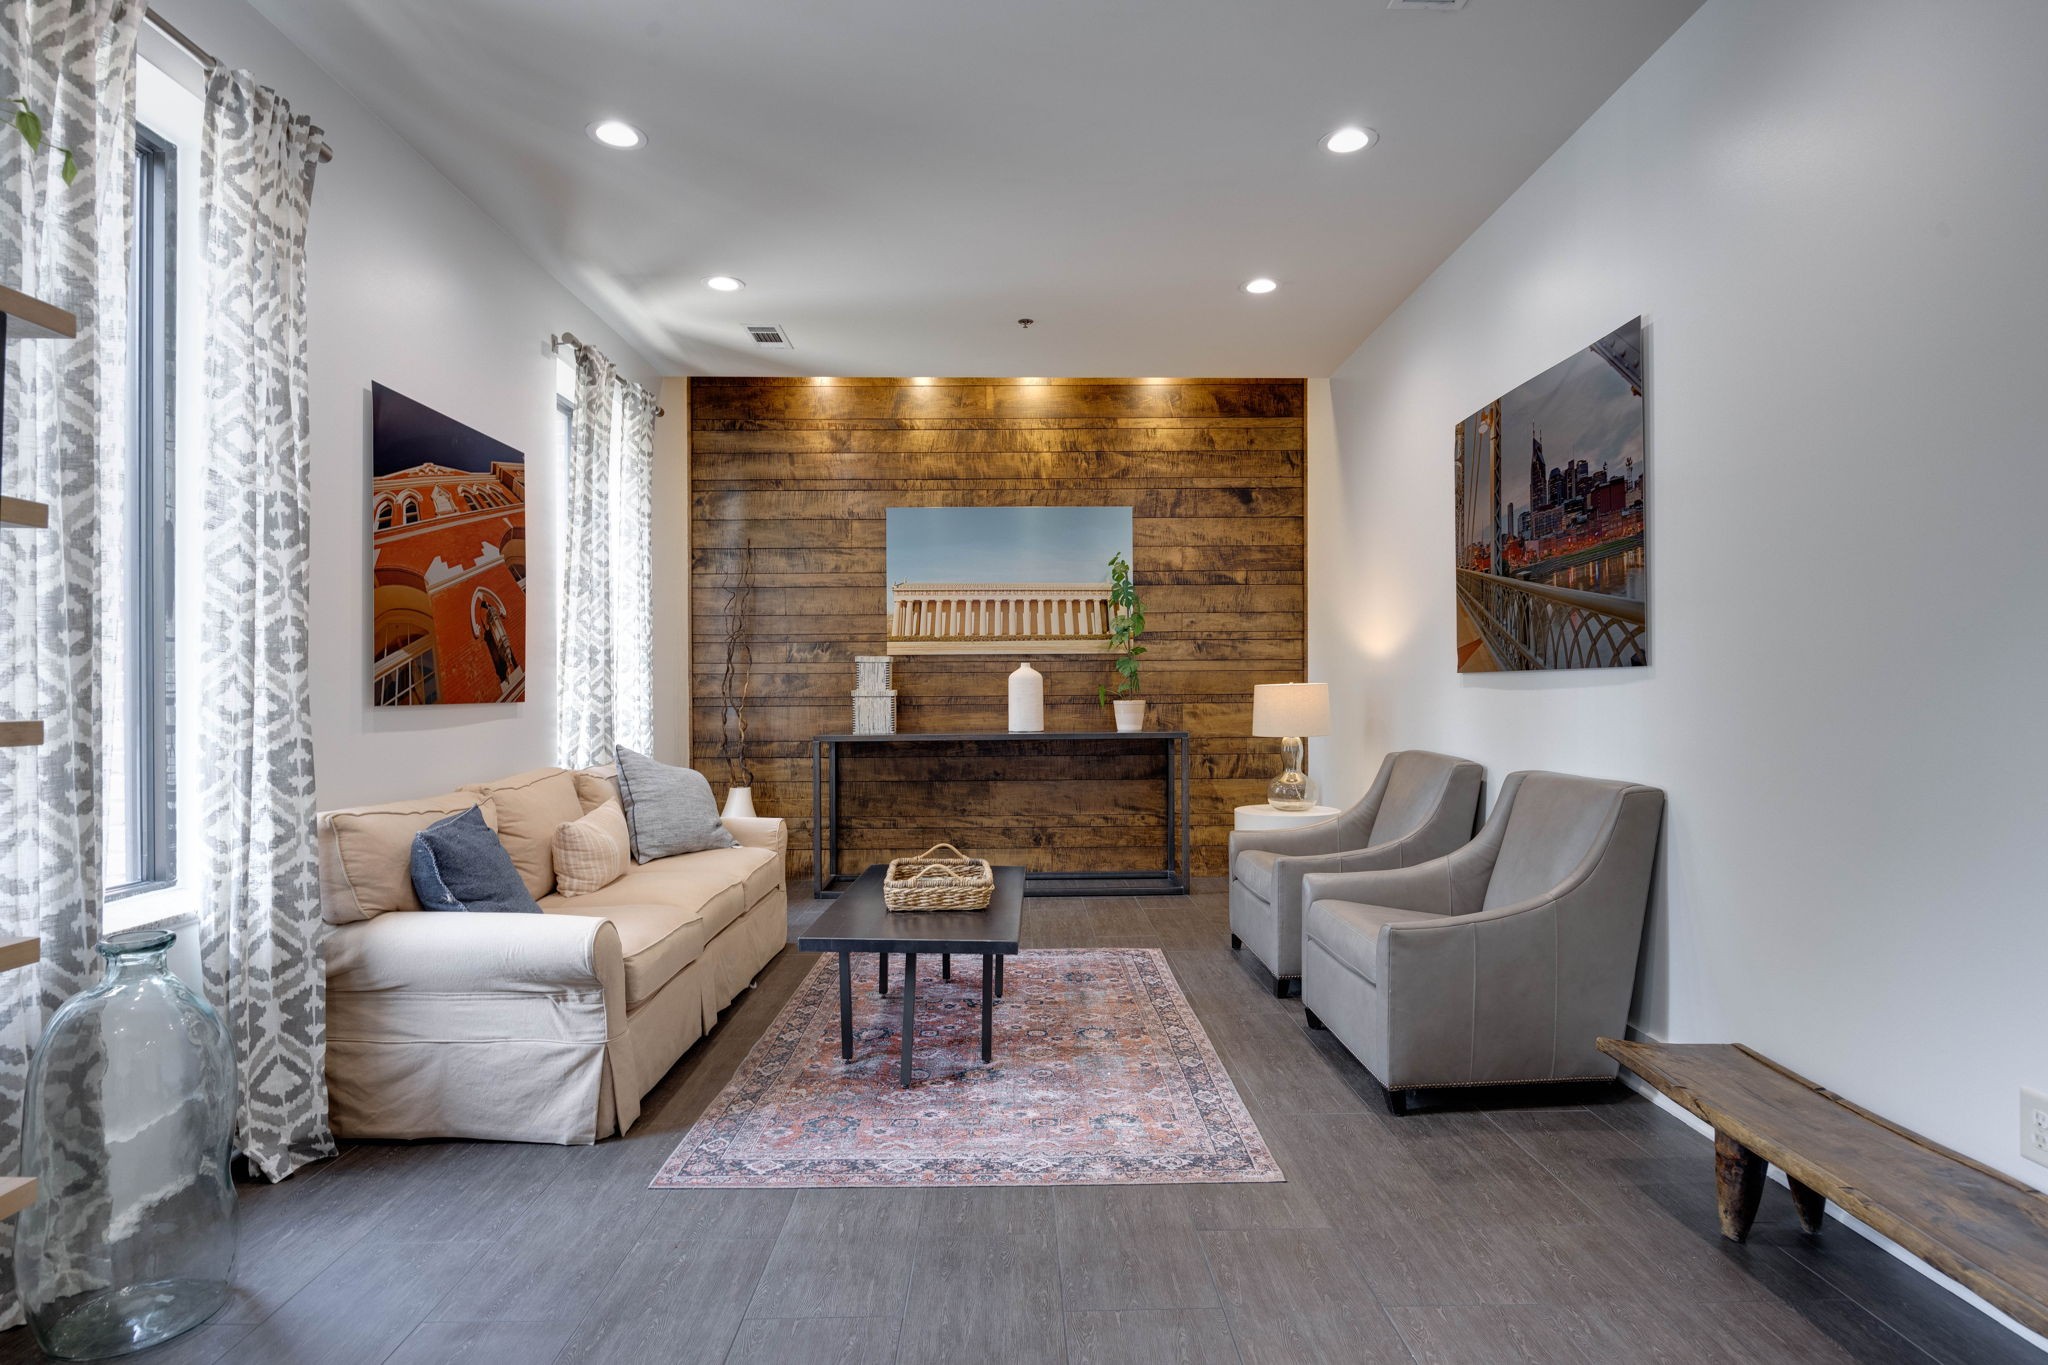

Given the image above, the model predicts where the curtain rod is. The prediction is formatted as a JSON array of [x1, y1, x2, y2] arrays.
[[145, 8, 334, 164], [552, 333, 666, 418]]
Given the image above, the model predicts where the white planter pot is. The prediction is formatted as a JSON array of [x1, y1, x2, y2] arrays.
[[1112, 699, 1146, 733], [722, 787, 757, 819]]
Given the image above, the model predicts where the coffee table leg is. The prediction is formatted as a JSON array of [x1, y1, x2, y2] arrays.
[[942, 952, 951, 981], [994, 952, 1004, 999], [981, 953, 994, 1063], [878, 951, 888, 996], [900, 952, 918, 1087], [837, 951, 853, 1062]]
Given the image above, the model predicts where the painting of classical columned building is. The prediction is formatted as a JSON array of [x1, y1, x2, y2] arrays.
[[885, 505, 1132, 656], [370, 383, 529, 704], [1454, 317, 1646, 672]]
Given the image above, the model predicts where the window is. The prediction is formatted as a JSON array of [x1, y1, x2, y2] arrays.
[[105, 126, 178, 898], [401, 495, 420, 525]]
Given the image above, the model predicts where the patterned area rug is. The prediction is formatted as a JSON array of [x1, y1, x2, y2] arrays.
[[652, 947, 1282, 1188]]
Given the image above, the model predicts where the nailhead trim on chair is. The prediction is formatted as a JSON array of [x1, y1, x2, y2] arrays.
[[1387, 1073, 1617, 1093]]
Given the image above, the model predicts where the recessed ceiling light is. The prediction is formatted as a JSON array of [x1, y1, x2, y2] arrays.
[[1243, 277, 1279, 295], [705, 275, 745, 292], [587, 119, 645, 149], [1321, 125, 1376, 154]]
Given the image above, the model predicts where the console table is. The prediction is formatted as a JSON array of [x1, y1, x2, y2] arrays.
[[810, 730, 1192, 898]]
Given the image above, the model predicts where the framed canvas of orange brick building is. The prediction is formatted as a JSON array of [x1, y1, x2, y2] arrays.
[[370, 383, 529, 705]]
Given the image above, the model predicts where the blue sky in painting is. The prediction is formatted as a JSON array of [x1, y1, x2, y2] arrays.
[[886, 506, 1132, 588]]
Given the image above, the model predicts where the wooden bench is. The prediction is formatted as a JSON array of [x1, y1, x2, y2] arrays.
[[1600, 1039, 2048, 1339]]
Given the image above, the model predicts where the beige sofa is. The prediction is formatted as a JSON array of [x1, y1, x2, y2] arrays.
[[316, 764, 787, 1143]]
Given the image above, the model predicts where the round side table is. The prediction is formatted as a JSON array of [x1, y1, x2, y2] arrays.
[[1233, 803, 1341, 832]]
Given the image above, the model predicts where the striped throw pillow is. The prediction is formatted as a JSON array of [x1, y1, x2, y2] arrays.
[[551, 800, 630, 897]]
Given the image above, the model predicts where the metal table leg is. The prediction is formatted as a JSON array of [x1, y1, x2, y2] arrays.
[[900, 952, 918, 1087], [837, 951, 853, 1061], [942, 952, 951, 981], [994, 952, 1004, 998], [878, 951, 888, 995], [980, 952, 994, 1063]]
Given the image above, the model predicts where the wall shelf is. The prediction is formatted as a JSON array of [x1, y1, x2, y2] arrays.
[[0, 285, 78, 342], [0, 496, 49, 529], [0, 1176, 36, 1222], [0, 721, 44, 748], [0, 936, 39, 974]]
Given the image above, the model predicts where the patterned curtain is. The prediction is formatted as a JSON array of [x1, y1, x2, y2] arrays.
[[195, 68, 334, 1181], [557, 344, 655, 767], [0, 0, 144, 1327]]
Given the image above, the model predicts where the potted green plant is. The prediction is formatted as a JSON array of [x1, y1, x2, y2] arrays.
[[1097, 551, 1147, 731]]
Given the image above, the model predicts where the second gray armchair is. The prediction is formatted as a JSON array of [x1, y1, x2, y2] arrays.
[[1299, 769, 1665, 1114], [1228, 750, 1485, 996]]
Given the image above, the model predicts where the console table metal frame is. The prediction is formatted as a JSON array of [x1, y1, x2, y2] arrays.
[[810, 730, 1192, 899]]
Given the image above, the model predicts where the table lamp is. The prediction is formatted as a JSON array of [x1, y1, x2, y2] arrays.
[[1251, 682, 1331, 812]]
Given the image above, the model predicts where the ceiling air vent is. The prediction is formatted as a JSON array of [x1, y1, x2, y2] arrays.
[[745, 324, 793, 349], [1388, 0, 1465, 8]]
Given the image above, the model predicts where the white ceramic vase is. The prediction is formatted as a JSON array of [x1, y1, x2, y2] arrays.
[[722, 786, 757, 819], [1007, 662, 1045, 732], [1112, 699, 1146, 732]]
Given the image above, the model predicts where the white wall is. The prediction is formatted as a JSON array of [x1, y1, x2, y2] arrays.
[[155, 0, 658, 810], [1314, 0, 2048, 1194]]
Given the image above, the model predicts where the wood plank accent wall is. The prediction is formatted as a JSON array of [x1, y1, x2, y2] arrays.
[[688, 377, 1306, 884]]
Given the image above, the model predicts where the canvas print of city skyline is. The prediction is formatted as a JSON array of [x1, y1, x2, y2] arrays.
[[884, 505, 1133, 656], [370, 384, 529, 704], [1454, 317, 1647, 672]]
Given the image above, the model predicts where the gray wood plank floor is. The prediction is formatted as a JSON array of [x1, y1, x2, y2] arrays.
[[6, 884, 2040, 1364]]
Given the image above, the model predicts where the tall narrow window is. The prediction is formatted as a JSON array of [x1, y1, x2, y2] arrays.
[[106, 126, 178, 897]]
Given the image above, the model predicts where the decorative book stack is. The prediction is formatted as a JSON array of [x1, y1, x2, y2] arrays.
[[852, 655, 896, 734]]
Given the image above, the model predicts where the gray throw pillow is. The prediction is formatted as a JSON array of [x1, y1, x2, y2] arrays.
[[613, 748, 739, 862], [410, 805, 542, 914]]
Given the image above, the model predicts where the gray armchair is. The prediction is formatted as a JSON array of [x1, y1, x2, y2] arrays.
[[1300, 770, 1664, 1114], [1228, 750, 1484, 996]]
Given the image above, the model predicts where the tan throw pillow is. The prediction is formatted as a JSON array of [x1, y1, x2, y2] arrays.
[[463, 767, 583, 899], [551, 801, 630, 897]]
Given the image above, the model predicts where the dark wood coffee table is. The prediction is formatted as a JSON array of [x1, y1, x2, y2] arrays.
[[797, 864, 1024, 1086]]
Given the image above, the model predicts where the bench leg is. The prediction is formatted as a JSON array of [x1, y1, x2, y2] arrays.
[[1714, 1131, 1768, 1242], [1787, 1175, 1827, 1235]]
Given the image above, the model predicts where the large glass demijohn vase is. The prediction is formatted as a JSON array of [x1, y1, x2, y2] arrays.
[[15, 928, 238, 1359]]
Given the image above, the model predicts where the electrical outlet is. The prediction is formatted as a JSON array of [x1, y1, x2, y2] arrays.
[[2024, 1087, 2048, 1169]]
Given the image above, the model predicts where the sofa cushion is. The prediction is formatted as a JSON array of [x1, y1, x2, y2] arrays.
[[411, 806, 542, 915], [1233, 849, 1279, 904], [318, 792, 498, 924], [552, 801, 630, 897], [614, 748, 737, 861], [539, 898, 709, 1010], [573, 765, 621, 814], [542, 848, 774, 939], [1305, 900, 1442, 985], [464, 768, 583, 899]]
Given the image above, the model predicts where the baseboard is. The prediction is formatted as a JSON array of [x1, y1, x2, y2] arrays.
[[1617, 1024, 2048, 1354]]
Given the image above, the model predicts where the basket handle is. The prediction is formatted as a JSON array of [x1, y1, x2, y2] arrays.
[[914, 842, 971, 862], [904, 863, 959, 883]]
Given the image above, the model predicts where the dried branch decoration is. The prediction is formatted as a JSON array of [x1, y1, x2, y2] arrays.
[[720, 538, 756, 789]]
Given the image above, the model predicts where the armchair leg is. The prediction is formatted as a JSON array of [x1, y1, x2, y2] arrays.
[[1386, 1088, 1415, 1118], [1273, 975, 1292, 999], [1230, 933, 1241, 950], [1304, 1008, 1325, 1031]]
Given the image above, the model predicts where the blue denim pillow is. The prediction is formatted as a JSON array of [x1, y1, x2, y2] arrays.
[[409, 805, 542, 914]]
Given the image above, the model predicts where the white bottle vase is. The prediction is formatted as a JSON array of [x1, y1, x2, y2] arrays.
[[722, 786, 757, 819], [1008, 662, 1045, 732], [1112, 699, 1146, 732]]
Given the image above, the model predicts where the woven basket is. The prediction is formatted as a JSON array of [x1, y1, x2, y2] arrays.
[[882, 843, 994, 912]]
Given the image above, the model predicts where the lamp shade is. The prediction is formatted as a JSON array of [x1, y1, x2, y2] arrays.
[[1251, 682, 1331, 738]]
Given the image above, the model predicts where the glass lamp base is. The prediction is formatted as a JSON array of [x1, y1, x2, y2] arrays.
[[1268, 771, 1313, 812]]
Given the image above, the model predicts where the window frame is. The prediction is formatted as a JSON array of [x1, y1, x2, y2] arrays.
[[109, 124, 179, 901]]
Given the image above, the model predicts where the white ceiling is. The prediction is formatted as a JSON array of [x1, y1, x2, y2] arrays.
[[248, 0, 1703, 378]]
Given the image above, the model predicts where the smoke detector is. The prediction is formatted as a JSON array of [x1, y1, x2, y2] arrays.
[[1388, 0, 1466, 9], [745, 324, 793, 349]]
